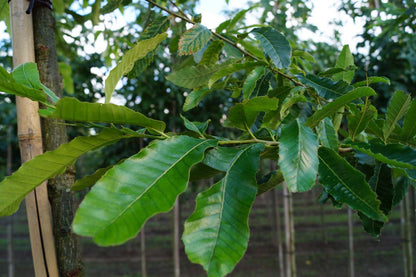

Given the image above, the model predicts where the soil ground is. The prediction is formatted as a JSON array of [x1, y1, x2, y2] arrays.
[[0, 187, 413, 276]]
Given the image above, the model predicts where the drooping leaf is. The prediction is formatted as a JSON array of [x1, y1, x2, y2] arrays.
[[181, 114, 210, 136], [318, 147, 387, 222], [279, 119, 319, 192], [49, 97, 166, 132], [317, 117, 338, 151], [183, 144, 264, 277], [167, 64, 223, 89], [305, 87, 376, 128], [73, 136, 217, 246], [400, 98, 416, 141], [383, 91, 412, 141], [208, 62, 261, 88], [333, 45, 355, 83], [353, 76, 390, 88], [358, 212, 384, 239], [198, 40, 225, 66], [225, 96, 279, 130], [179, 24, 212, 56], [243, 66, 266, 99], [346, 140, 416, 170], [297, 74, 353, 100], [104, 33, 167, 103], [183, 88, 213, 111], [347, 103, 377, 140], [251, 27, 291, 68], [0, 128, 133, 216]]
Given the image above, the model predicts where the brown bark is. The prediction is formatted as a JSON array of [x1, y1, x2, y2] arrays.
[[32, 3, 84, 276]]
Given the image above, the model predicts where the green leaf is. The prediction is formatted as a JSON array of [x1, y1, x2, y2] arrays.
[[257, 170, 284, 195], [179, 24, 212, 56], [73, 136, 217, 246], [318, 147, 387, 222], [280, 95, 308, 120], [383, 91, 412, 141], [353, 76, 390, 88], [305, 87, 376, 128], [317, 118, 338, 151], [181, 114, 210, 136], [71, 165, 115, 191], [278, 119, 319, 192], [251, 27, 291, 68], [167, 64, 223, 89], [183, 144, 264, 277], [392, 176, 409, 207], [54, 0, 65, 14], [251, 71, 272, 98], [370, 164, 393, 215], [358, 213, 384, 239], [100, 0, 123, 14], [243, 66, 265, 99], [297, 74, 353, 100], [347, 103, 377, 140], [183, 88, 213, 111], [346, 140, 416, 170], [0, 128, 132, 216], [225, 96, 279, 130], [199, 40, 224, 66], [292, 50, 315, 63], [105, 33, 167, 103], [400, 98, 416, 141], [59, 62, 74, 95], [202, 147, 241, 172], [333, 45, 355, 83], [208, 62, 261, 88]]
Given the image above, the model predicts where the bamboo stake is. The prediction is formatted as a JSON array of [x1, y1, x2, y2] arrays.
[[9, 1, 58, 276]]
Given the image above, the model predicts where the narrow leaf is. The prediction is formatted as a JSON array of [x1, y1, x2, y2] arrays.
[[305, 87, 376, 128], [383, 91, 412, 141], [49, 97, 166, 132], [318, 147, 387, 222], [105, 33, 167, 103], [251, 27, 291, 68], [279, 119, 319, 192], [353, 76, 390, 88], [183, 144, 264, 277], [0, 128, 132, 216], [73, 136, 217, 246], [179, 24, 212, 56]]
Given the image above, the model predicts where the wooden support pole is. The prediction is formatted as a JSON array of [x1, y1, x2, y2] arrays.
[[9, 1, 58, 276]]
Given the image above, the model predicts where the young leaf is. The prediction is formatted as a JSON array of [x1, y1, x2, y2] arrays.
[[347, 103, 377, 140], [104, 33, 167, 103], [73, 136, 217, 246], [318, 147, 387, 222], [179, 24, 212, 56], [181, 114, 210, 136], [279, 119, 319, 192], [296, 74, 353, 100], [305, 87, 376, 128], [400, 98, 416, 141], [49, 97, 166, 132], [333, 45, 355, 83], [383, 91, 412, 141], [0, 128, 133, 216], [183, 144, 264, 277], [251, 27, 291, 68], [183, 88, 213, 111], [346, 140, 416, 170], [317, 117, 338, 151]]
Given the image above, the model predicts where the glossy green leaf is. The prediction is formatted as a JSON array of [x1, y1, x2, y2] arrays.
[[346, 140, 416, 169], [279, 119, 319, 192], [225, 96, 279, 130], [183, 88, 213, 111], [183, 144, 264, 277], [208, 62, 260, 88], [400, 98, 416, 141], [251, 27, 291, 68], [167, 64, 222, 89], [353, 76, 390, 88], [347, 103, 377, 140], [179, 24, 212, 56], [305, 87, 376, 128], [318, 147, 387, 222], [317, 118, 338, 151], [181, 114, 210, 136], [383, 91, 412, 141], [202, 147, 241, 172], [73, 136, 217, 246], [243, 66, 266, 99], [104, 33, 167, 103], [297, 74, 353, 100], [199, 40, 224, 66], [49, 97, 166, 132], [333, 45, 355, 83], [0, 128, 132, 216]]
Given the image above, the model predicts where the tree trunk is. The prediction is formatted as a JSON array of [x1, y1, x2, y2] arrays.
[[6, 126, 14, 277], [139, 138, 147, 277], [172, 199, 181, 277], [32, 3, 84, 276], [283, 184, 296, 277], [401, 190, 414, 277], [9, 1, 59, 276], [273, 188, 285, 277], [348, 208, 355, 277]]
